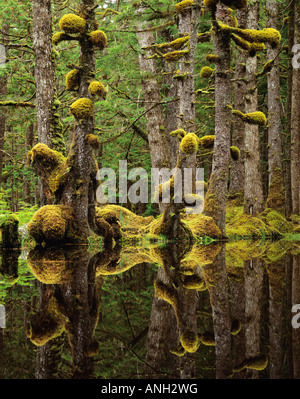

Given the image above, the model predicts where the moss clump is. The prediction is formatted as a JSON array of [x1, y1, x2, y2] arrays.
[[163, 50, 189, 62], [204, 0, 248, 9], [170, 346, 186, 357], [180, 330, 200, 353], [183, 214, 222, 239], [230, 146, 240, 161], [28, 205, 83, 244], [154, 176, 175, 203], [234, 354, 268, 373], [231, 319, 241, 335], [200, 66, 214, 78], [199, 135, 215, 149], [199, 331, 215, 346], [232, 109, 267, 127], [154, 280, 178, 309], [70, 98, 93, 119], [261, 209, 292, 234], [206, 54, 220, 63], [180, 133, 198, 154], [59, 14, 86, 34], [66, 69, 80, 91], [158, 36, 189, 50], [175, 0, 195, 13], [169, 128, 186, 140], [85, 134, 101, 150], [52, 32, 67, 45], [0, 214, 20, 248], [88, 81, 107, 99], [89, 30, 108, 49]]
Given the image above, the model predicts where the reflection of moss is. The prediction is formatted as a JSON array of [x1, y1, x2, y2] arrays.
[[154, 280, 178, 309], [180, 330, 200, 353], [59, 14, 86, 34], [182, 274, 206, 291]]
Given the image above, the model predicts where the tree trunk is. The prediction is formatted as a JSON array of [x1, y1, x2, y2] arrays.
[[243, 1, 264, 216], [290, 1, 300, 215], [229, 10, 247, 203], [265, 0, 285, 214], [203, 4, 232, 235], [24, 123, 34, 203]]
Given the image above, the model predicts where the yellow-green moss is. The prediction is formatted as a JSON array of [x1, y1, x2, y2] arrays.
[[179, 330, 200, 353], [180, 133, 198, 155], [182, 274, 206, 291], [27, 143, 65, 172], [230, 146, 240, 161], [163, 50, 189, 62], [52, 32, 67, 45], [183, 214, 222, 239], [66, 69, 80, 91], [154, 280, 178, 308], [85, 134, 101, 149], [157, 36, 189, 50], [199, 331, 215, 346], [88, 81, 107, 99], [234, 354, 268, 373], [154, 177, 175, 202], [89, 30, 108, 49], [70, 98, 93, 119], [232, 109, 267, 127], [204, 0, 248, 9], [200, 66, 214, 78], [261, 208, 292, 234], [59, 14, 86, 34], [206, 54, 220, 63], [199, 135, 215, 148], [231, 33, 266, 54], [170, 346, 186, 357], [219, 22, 281, 47], [175, 0, 195, 13], [231, 319, 242, 335]]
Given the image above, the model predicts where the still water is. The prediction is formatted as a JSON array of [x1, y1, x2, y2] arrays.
[[0, 239, 299, 379]]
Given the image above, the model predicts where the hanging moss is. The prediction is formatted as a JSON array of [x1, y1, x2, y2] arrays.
[[232, 109, 267, 127], [66, 69, 80, 91], [199, 135, 215, 148], [218, 22, 281, 47], [170, 346, 186, 357], [70, 98, 93, 119], [154, 280, 178, 308], [175, 0, 195, 13], [180, 133, 198, 154], [200, 66, 214, 78], [169, 128, 186, 140], [59, 14, 86, 34], [163, 50, 189, 62], [157, 36, 189, 50], [89, 30, 108, 50], [182, 274, 206, 291], [88, 81, 107, 99], [230, 146, 240, 161], [231, 33, 265, 55], [180, 330, 200, 353]]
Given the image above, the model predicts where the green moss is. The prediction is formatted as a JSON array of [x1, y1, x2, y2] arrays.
[[204, 0, 248, 9], [28, 205, 83, 244], [261, 209, 292, 234], [70, 98, 93, 119], [206, 54, 220, 63], [230, 146, 240, 161], [59, 14, 86, 34], [265, 170, 285, 213], [232, 109, 267, 127], [89, 30, 108, 49], [231, 33, 265, 55], [154, 280, 178, 308], [231, 319, 241, 335], [200, 66, 214, 78], [182, 274, 206, 291], [199, 331, 215, 346], [52, 32, 67, 45], [180, 133, 198, 154], [163, 50, 189, 62], [179, 330, 200, 353], [199, 135, 215, 148], [234, 354, 268, 373], [158, 36, 189, 50], [170, 346, 186, 357], [183, 214, 222, 239], [66, 69, 80, 91], [88, 81, 107, 99], [175, 0, 195, 13]]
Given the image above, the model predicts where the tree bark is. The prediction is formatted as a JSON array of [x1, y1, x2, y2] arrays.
[[265, 0, 285, 214], [203, 4, 232, 235], [290, 1, 300, 215], [243, 1, 264, 216]]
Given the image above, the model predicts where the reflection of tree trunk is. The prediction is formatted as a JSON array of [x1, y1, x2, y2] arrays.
[[0, 329, 4, 379], [244, 259, 264, 378], [202, 246, 232, 378], [292, 254, 300, 378], [35, 334, 65, 379], [266, 262, 285, 379]]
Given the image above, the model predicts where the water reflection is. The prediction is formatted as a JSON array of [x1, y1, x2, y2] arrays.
[[0, 239, 300, 379]]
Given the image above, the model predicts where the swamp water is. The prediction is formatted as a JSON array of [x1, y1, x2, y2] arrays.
[[0, 238, 299, 379]]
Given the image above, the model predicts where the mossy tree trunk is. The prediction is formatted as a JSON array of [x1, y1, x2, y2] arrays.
[[203, 4, 232, 235], [292, 253, 300, 378], [229, 9, 247, 203], [290, 0, 300, 215], [243, 1, 264, 216], [265, 0, 285, 214]]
